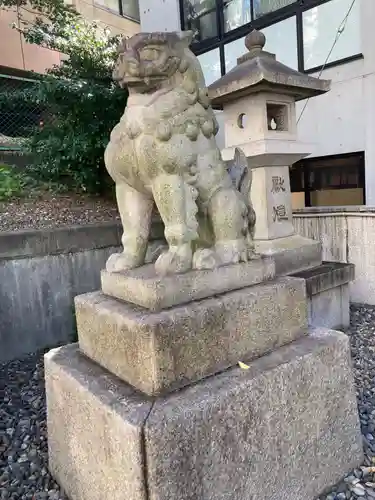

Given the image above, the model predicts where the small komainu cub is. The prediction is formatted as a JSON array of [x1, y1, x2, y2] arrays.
[[105, 30, 256, 276]]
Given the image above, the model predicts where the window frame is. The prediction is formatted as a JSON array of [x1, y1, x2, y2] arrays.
[[179, 0, 362, 76], [290, 151, 366, 207], [93, 0, 140, 22]]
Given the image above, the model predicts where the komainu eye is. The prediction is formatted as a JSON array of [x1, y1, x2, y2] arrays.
[[140, 47, 160, 61]]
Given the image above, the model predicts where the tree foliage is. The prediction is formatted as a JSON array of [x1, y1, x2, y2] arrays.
[[0, 0, 128, 194], [0, 0, 76, 24]]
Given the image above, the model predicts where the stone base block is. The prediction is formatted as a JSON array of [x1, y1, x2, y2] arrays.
[[44, 345, 152, 500], [101, 257, 275, 311], [293, 262, 355, 330], [76, 277, 307, 396], [255, 234, 322, 275], [46, 329, 363, 500]]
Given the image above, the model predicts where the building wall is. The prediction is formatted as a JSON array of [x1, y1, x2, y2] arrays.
[[0, 8, 62, 73], [72, 0, 140, 36], [0, 0, 139, 74], [293, 188, 364, 208], [297, 0, 375, 204], [296, 59, 366, 160], [310, 188, 364, 206], [139, 0, 181, 32]]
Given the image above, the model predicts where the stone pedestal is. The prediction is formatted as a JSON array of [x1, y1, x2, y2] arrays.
[[45, 248, 363, 500], [76, 276, 307, 395], [249, 164, 322, 273], [101, 257, 275, 311], [46, 329, 363, 500], [251, 165, 294, 240]]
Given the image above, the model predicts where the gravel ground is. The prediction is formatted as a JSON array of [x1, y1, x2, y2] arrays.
[[0, 353, 68, 500], [2, 305, 375, 499], [0, 194, 120, 232]]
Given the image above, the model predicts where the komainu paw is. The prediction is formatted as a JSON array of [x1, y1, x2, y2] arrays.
[[155, 244, 193, 276], [193, 248, 220, 270], [106, 252, 142, 273]]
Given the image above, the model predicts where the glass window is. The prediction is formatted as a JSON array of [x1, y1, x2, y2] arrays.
[[198, 49, 221, 85], [223, 0, 251, 33], [290, 166, 304, 192], [253, 0, 296, 19], [182, 0, 218, 42], [303, 0, 361, 70], [262, 17, 298, 69], [224, 36, 246, 73], [121, 0, 139, 20], [95, 0, 120, 14], [225, 17, 298, 72], [95, 0, 139, 18]]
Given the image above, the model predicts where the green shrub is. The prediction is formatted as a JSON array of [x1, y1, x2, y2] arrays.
[[0, 2, 128, 195], [25, 73, 126, 194], [0, 164, 26, 200]]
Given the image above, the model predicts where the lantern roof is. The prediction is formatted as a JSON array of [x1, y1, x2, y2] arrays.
[[208, 30, 331, 108]]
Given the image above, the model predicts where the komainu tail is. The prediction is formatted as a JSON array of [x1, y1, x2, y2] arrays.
[[227, 147, 256, 240]]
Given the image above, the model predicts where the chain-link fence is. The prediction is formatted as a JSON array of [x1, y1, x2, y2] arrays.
[[0, 73, 44, 153]]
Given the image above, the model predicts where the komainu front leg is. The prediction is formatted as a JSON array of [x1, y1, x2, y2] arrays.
[[106, 183, 153, 273], [208, 188, 250, 266], [152, 174, 198, 275]]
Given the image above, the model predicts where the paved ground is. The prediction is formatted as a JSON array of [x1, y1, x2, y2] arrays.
[[1, 305, 375, 499]]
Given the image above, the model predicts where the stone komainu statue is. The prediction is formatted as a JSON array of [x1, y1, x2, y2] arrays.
[[105, 30, 256, 275]]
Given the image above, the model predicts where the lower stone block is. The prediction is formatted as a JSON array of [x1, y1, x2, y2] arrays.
[[44, 345, 152, 500], [46, 329, 363, 500]]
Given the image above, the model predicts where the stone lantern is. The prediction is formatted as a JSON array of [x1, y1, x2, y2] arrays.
[[208, 30, 331, 274]]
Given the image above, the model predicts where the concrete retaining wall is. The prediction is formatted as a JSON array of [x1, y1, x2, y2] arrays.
[[0, 223, 123, 363], [2, 207, 372, 362], [293, 207, 375, 306]]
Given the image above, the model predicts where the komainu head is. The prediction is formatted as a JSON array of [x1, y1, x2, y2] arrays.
[[113, 31, 194, 91]]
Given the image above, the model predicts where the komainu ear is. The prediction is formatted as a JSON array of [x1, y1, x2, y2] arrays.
[[117, 35, 128, 54], [177, 30, 194, 47]]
